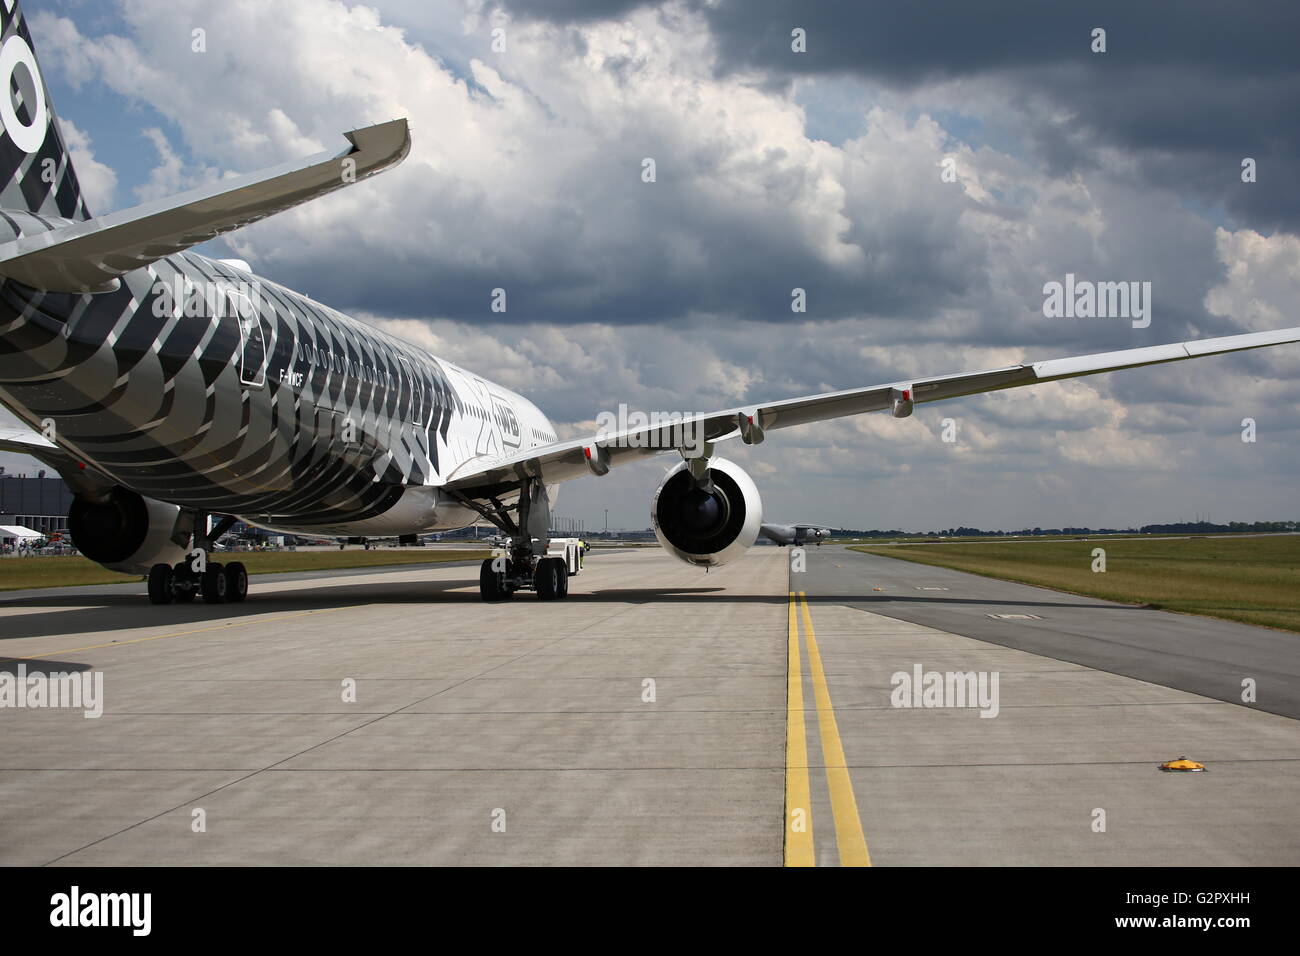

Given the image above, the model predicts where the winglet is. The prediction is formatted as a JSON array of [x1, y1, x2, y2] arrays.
[[343, 119, 412, 168]]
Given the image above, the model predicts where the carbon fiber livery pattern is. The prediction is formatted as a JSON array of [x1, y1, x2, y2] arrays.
[[0, 0, 558, 539], [0, 217, 554, 533], [0, 4, 89, 222]]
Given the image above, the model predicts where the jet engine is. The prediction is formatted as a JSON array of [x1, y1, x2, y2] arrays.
[[651, 457, 762, 567], [68, 487, 188, 574]]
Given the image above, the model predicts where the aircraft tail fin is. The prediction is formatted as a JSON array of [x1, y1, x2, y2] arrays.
[[0, 0, 91, 222]]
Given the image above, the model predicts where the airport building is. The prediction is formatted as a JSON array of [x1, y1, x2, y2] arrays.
[[0, 473, 73, 535]]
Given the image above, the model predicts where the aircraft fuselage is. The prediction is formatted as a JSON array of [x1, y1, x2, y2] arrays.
[[0, 212, 556, 535]]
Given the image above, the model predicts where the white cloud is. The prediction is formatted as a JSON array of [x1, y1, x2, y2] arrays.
[[15, 0, 1298, 530], [57, 119, 117, 213], [1206, 227, 1300, 331]]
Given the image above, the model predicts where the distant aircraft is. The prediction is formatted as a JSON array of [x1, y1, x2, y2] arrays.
[[760, 524, 833, 547], [1, 0, 1298, 605]]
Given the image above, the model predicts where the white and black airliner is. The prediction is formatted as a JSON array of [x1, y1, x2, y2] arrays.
[[0, 1, 1296, 604]]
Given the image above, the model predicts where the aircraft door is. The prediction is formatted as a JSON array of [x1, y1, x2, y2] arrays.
[[233, 292, 266, 388]]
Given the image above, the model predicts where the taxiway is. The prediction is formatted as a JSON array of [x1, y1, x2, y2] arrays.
[[1, 546, 1297, 865]]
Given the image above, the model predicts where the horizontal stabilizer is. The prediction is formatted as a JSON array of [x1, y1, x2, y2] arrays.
[[0, 119, 410, 293]]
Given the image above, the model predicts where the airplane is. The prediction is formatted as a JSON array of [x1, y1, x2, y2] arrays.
[[0, 0, 1297, 606], [760, 524, 833, 547]]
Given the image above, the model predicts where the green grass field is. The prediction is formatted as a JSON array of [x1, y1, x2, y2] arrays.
[[0, 549, 491, 591], [848, 536, 1300, 633], [832, 532, 1231, 544]]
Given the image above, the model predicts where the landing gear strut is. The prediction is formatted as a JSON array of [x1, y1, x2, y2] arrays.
[[453, 473, 571, 602], [147, 512, 248, 605]]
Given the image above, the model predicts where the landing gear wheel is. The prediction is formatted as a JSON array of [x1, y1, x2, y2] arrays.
[[479, 558, 513, 601], [224, 562, 248, 603], [148, 563, 174, 605], [201, 562, 228, 603], [534, 557, 561, 601], [171, 561, 197, 602], [555, 559, 569, 599]]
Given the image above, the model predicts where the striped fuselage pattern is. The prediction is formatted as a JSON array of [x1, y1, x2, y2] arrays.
[[0, 212, 556, 535]]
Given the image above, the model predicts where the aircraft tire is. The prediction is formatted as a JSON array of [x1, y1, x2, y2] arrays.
[[225, 562, 249, 602], [534, 557, 559, 601], [479, 558, 512, 601], [201, 563, 228, 604], [148, 563, 174, 605]]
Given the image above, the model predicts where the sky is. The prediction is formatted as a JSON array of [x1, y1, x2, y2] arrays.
[[2, 0, 1298, 531]]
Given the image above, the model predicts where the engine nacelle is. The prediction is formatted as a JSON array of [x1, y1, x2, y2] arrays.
[[68, 487, 187, 574], [651, 457, 762, 568]]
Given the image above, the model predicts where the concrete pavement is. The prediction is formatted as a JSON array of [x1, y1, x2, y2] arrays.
[[1, 545, 1297, 865]]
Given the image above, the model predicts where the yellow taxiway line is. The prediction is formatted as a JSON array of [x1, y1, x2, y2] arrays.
[[785, 590, 815, 866], [784, 590, 872, 866]]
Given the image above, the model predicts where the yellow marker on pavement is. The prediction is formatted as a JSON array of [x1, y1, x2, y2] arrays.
[[800, 591, 872, 867], [784, 591, 815, 866]]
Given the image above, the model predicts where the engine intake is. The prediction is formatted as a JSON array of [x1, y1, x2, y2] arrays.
[[68, 487, 187, 573], [651, 457, 761, 567]]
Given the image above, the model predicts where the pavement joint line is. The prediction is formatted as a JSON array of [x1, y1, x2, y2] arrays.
[[38, 597, 637, 866], [10, 546, 1296, 865], [10, 604, 374, 660], [800, 591, 872, 867], [777, 701, 1255, 712], [784, 589, 815, 867], [829, 614, 1300, 722], [62, 708, 791, 716], [119, 674, 792, 682], [381, 604, 635, 717], [12, 757, 1300, 774]]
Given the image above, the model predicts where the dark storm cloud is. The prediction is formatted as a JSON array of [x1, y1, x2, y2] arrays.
[[72, 0, 1284, 359], [498, 0, 1300, 234], [491, 0, 656, 21], [251, 141, 992, 329], [262, 221, 979, 329], [697, 1, 1298, 82]]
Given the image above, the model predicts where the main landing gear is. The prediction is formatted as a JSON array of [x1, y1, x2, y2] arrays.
[[148, 559, 248, 605], [452, 474, 571, 602], [478, 553, 568, 602], [147, 513, 249, 605]]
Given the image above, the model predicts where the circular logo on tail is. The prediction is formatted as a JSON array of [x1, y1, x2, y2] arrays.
[[0, 33, 47, 154]]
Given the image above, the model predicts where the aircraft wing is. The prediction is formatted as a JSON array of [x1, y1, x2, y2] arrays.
[[0, 119, 410, 294], [758, 524, 796, 543], [441, 325, 1300, 499], [0, 426, 115, 496]]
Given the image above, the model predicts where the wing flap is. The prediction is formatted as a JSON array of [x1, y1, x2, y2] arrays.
[[441, 324, 1300, 499]]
